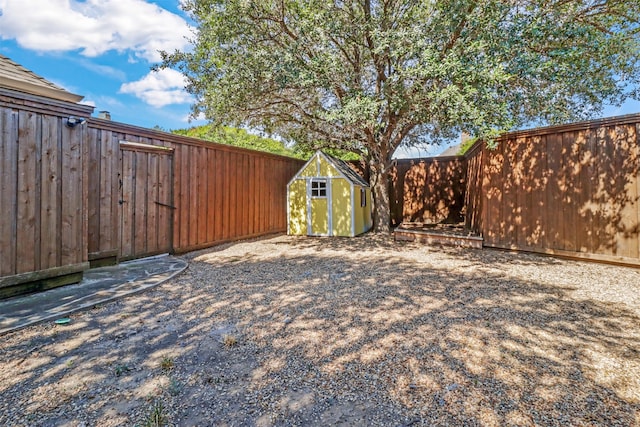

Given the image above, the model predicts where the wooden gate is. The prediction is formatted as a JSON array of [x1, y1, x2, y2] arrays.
[[119, 142, 174, 260]]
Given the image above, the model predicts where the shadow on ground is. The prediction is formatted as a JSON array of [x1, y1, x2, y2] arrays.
[[1, 235, 639, 426]]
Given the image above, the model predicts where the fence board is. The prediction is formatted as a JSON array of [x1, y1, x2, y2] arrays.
[[207, 150, 215, 240], [157, 151, 172, 254], [528, 135, 545, 250], [179, 145, 190, 249], [503, 138, 518, 247], [600, 126, 616, 256], [637, 123, 640, 259], [266, 157, 274, 231], [229, 152, 238, 237], [0, 109, 17, 276], [133, 150, 148, 255], [147, 153, 159, 254], [584, 129, 598, 253], [464, 147, 483, 233], [40, 115, 60, 270], [60, 121, 83, 266], [187, 147, 198, 246], [87, 127, 100, 256], [248, 156, 256, 236], [559, 131, 575, 252], [544, 133, 561, 250], [101, 131, 118, 254], [242, 154, 249, 237], [514, 136, 529, 248], [572, 130, 589, 253], [616, 124, 639, 259], [16, 110, 38, 274], [222, 151, 231, 240], [120, 149, 134, 259], [193, 146, 204, 245], [214, 149, 224, 241], [485, 143, 504, 246], [259, 157, 267, 232]]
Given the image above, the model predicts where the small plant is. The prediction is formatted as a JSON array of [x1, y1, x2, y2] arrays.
[[167, 377, 182, 396], [222, 334, 238, 347], [114, 364, 131, 377], [143, 400, 167, 427], [160, 356, 174, 372]]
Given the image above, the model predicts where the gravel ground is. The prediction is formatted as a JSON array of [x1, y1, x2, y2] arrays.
[[1, 234, 640, 426]]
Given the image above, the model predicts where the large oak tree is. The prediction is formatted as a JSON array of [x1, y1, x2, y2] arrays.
[[162, 0, 640, 231]]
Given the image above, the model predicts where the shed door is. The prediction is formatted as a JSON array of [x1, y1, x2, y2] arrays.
[[308, 179, 330, 236], [119, 145, 174, 260]]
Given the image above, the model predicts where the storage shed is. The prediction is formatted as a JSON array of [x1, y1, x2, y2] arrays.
[[288, 151, 372, 237]]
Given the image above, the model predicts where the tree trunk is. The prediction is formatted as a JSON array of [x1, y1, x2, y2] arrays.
[[369, 155, 392, 233]]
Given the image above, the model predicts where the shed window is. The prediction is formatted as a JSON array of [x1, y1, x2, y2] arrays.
[[360, 188, 366, 207], [311, 179, 327, 197]]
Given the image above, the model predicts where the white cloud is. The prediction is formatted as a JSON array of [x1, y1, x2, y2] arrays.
[[76, 59, 127, 80], [0, 0, 190, 62], [181, 111, 206, 122], [119, 68, 191, 107]]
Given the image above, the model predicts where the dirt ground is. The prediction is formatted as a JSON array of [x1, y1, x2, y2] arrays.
[[1, 234, 639, 426]]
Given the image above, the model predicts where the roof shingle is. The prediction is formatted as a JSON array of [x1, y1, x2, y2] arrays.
[[0, 54, 84, 103]]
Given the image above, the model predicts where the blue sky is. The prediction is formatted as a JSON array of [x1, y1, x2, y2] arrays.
[[1, 0, 639, 157], [0, 0, 205, 131]]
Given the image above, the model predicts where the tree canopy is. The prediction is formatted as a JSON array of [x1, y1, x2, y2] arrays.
[[171, 125, 300, 157], [162, 0, 640, 231]]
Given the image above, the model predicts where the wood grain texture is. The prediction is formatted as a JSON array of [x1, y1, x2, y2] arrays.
[[1, 95, 303, 284], [0, 109, 18, 276], [16, 110, 38, 274], [40, 115, 60, 269]]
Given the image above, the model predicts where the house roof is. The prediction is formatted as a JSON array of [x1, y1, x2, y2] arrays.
[[439, 144, 461, 157], [320, 151, 369, 187], [0, 54, 84, 103]]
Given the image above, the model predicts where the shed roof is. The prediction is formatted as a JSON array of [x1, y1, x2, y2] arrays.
[[0, 54, 84, 103], [319, 151, 369, 187]]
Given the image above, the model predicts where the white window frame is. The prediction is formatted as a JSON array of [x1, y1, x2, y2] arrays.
[[311, 179, 327, 198]]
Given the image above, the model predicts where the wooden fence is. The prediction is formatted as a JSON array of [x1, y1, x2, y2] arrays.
[[463, 142, 483, 232], [86, 118, 303, 263], [0, 86, 303, 296], [390, 157, 466, 226], [470, 114, 640, 266], [0, 88, 94, 297], [394, 113, 640, 267]]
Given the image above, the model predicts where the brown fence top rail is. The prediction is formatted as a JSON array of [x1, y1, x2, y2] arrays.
[[462, 111, 640, 159], [87, 117, 300, 161]]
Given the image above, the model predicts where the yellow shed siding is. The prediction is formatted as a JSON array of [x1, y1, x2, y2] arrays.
[[354, 185, 364, 235], [310, 197, 329, 235], [288, 151, 371, 237], [331, 178, 352, 236], [288, 179, 307, 235], [319, 156, 340, 177], [353, 186, 372, 235], [298, 160, 318, 178]]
